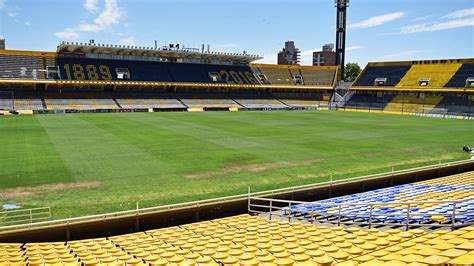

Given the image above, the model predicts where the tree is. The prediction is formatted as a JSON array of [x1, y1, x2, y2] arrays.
[[344, 63, 361, 82]]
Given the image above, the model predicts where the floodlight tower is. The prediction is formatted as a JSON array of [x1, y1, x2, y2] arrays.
[[335, 0, 349, 81]]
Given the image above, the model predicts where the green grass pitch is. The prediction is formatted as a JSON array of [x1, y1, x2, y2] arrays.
[[0, 111, 473, 219]]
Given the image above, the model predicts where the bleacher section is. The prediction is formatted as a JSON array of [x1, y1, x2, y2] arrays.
[[346, 59, 474, 117], [250, 64, 337, 87], [353, 59, 474, 89], [253, 65, 294, 85], [359, 227, 474, 265], [176, 92, 241, 109], [234, 99, 288, 109], [278, 99, 325, 108], [13, 99, 44, 111], [180, 98, 240, 109], [446, 63, 474, 88], [45, 98, 119, 110], [352, 65, 411, 87], [289, 171, 473, 225], [116, 98, 185, 109], [0, 90, 334, 112], [434, 94, 474, 116], [0, 98, 44, 111], [0, 214, 472, 265], [0, 51, 55, 80], [383, 95, 444, 114], [342, 93, 394, 111], [397, 63, 462, 88], [341, 92, 474, 118], [299, 68, 336, 87], [0, 48, 338, 91], [0, 47, 338, 114], [0, 98, 13, 110]]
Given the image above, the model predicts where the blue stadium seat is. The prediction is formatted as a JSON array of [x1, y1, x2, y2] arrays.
[[353, 66, 411, 87], [445, 63, 474, 87], [287, 172, 473, 225]]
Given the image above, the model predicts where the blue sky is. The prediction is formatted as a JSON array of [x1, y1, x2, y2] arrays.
[[0, 0, 473, 67]]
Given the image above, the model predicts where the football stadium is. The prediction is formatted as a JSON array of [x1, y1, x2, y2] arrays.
[[0, 0, 474, 265]]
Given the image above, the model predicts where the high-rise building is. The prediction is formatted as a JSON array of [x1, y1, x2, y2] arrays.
[[277, 41, 300, 65], [313, 44, 336, 66], [0, 38, 5, 50]]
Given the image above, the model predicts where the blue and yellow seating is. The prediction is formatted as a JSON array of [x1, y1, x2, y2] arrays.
[[290, 172, 474, 224]]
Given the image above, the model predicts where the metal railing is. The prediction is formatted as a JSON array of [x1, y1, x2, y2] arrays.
[[337, 105, 474, 120], [249, 197, 474, 231], [0, 207, 51, 226], [0, 159, 471, 232]]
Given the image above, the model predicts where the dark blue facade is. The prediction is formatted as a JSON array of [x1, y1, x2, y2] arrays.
[[57, 57, 259, 85]]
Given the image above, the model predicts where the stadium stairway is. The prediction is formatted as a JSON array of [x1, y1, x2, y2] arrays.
[[0, 214, 473, 265]]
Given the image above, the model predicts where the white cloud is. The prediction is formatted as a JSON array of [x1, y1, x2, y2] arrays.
[[350, 12, 405, 29], [55, 0, 124, 39], [411, 15, 433, 22], [444, 7, 474, 19], [119, 36, 136, 46], [380, 50, 424, 60], [1, 1, 20, 18], [401, 8, 474, 34], [346, 46, 365, 52], [54, 28, 80, 39], [78, 0, 123, 32], [84, 0, 99, 14], [300, 49, 319, 65], [401, 17, 474, 34]]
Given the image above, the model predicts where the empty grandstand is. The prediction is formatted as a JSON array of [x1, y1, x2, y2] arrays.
[[250, 64, 337, 88], [0, 43, 338, 114], [353, 59, 474, 89], [344, 58, 474, 118]]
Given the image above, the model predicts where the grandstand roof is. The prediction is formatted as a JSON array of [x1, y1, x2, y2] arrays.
[[56, 42, 262, 64]]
